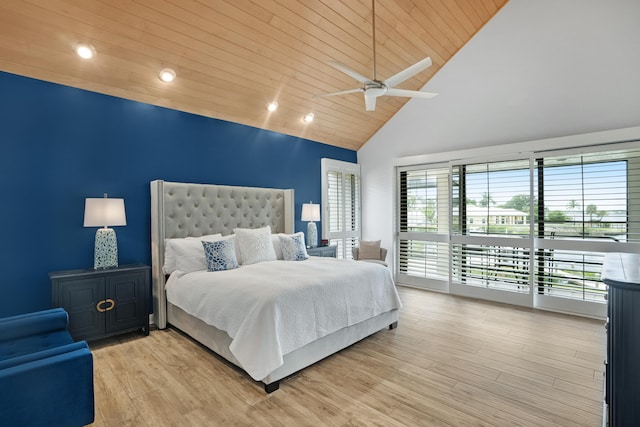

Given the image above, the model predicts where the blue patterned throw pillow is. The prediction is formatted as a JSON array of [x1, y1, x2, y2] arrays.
[[279, 233, 309, 261], [202, 239, 239, 272]]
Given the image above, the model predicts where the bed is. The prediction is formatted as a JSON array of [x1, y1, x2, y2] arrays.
[[150, 180, 401, 392]]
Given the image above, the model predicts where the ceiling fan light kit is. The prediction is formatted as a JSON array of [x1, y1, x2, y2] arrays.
[[314, 0, 438, 111]]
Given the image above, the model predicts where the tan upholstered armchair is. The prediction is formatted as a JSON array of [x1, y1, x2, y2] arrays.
[[352, 240, 387, 266]]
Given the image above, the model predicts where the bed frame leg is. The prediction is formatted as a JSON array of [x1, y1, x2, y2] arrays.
[[264, 381, 280, 393], [389, 321, 398, 330]]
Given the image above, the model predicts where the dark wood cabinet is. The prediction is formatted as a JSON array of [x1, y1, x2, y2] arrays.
[[50, 264, 150, 342], [602, 253, 640, 427]]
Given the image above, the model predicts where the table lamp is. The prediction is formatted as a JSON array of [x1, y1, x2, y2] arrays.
[[84, 194, 126, 269], [301, 202, 320, 248]]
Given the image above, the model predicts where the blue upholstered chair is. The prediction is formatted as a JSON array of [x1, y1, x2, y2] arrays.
[[0, 308, 94, 426]]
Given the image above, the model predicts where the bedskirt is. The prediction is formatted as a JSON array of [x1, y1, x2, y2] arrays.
[[167, 302, 399, 386]]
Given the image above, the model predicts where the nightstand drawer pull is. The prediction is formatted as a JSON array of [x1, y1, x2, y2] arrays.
[[96, 299, 115, 312]]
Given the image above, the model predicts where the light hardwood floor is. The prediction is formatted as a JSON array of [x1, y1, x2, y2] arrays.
[[90, 286, 605, 426]]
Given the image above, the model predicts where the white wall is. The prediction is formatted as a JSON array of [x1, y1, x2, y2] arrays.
[[358, 0, 640, 272]]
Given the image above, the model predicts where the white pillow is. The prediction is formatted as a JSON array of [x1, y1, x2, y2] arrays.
[[163, 234, 222, 274], [279, 232, 309, 261], [272, 234, 284, 260], [216, 235, 243, 265], [233, 226, 277, 265]]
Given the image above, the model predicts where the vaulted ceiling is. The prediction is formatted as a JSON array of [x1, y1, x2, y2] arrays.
[[0, 0, 507, 150]]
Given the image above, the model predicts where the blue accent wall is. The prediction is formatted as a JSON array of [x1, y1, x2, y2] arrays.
[[0, 71, 356, 317]]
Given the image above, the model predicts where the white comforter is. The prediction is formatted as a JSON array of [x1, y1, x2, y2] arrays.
[[165, 257, 402, 381]]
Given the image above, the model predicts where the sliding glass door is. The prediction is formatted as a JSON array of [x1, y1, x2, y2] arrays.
[[397, 164, 450, 291], [450, 157, 533, 306], [395, 141, 640, 316], [532, 145, 640, 316]]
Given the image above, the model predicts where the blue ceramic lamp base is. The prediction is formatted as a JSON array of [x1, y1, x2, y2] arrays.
[[94, 227, 118, 269], [306, 222, 318, 248]]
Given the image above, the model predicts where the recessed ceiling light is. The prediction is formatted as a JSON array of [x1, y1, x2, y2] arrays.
[[303, 113, 315, 123], [158, 68, 176, 83], [266, 102, 278, 112], [74, 43, 95, 59]]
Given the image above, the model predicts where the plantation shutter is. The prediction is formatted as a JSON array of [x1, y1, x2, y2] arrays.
[[534, 146, 640, 302], [450, 158, 532, 298], [395, 140, 640, 316], [397, 165, 450, 290], [321, 159, 361, 259]]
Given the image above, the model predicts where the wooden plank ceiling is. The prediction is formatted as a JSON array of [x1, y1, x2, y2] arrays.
[[0, 0, 507, 150]]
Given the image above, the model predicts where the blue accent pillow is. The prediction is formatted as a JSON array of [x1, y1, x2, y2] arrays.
[[279, 233, 309, 261], [202, 239, 239, 272]]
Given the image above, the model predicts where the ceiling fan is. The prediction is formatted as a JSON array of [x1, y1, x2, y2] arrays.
[[313, 0, 438, 111]]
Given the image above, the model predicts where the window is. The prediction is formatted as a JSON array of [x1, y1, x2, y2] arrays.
[[395, 140, 640, 316], [321, 159, 360, 259]]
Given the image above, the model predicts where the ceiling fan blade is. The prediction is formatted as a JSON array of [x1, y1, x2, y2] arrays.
[[313, 88, 363, 99], [384, 56, 433, 88], [364, 92, 377, 111], [386, 88, 439, 99], [327, 61, 370, 84]]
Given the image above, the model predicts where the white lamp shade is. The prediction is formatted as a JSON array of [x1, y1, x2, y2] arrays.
[[301, 203, 320, 222], [84, 198, 127, 227]]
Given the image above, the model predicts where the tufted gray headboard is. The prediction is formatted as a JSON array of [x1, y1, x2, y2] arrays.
[[150, 180, 294, 328]]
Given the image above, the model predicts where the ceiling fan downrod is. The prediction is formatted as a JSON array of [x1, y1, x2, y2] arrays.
[[372, 0, 377, 81]]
